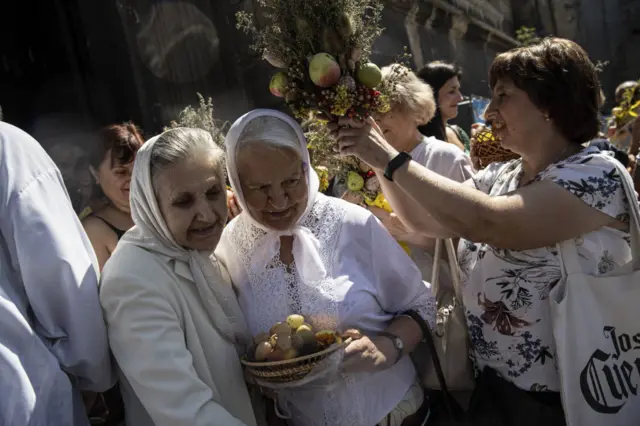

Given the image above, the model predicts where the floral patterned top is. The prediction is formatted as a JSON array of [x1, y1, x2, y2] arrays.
[[458, 146, 634, 392]]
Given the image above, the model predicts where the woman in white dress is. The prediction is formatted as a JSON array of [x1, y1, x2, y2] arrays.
[[100, 128, 260, 426], [217, 109, 436, 426]]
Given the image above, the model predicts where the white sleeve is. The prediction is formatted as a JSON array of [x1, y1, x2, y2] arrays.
[[100, 272, 247, 426], [423, 146, 474, 184], [364, 213, 437, 329], [3, 168, 113, 391]]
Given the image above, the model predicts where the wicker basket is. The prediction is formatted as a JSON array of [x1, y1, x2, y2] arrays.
[[242, 339, 350, 384], [471, 129, 519, 169]]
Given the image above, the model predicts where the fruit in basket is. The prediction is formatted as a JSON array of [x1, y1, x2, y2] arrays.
[[291, 334, 305, 350], [309, 53, 341, 88], [254, 341, 274, 362], [286, 314, 305, 330], [315, 330, 338, 346], [268, 334, 278, 348], [270, 322, 291, 335], [253, 332, 270, 345], [266, 348, 286, 362], [296, 328, 316, 345], [283, 348, 299, 360], [296, 323, 313, 333], [276, 334, 293, 351]]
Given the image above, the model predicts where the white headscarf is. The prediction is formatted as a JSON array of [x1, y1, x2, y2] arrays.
[[225, 109, 326, 284], [122, 132, 249, 349]]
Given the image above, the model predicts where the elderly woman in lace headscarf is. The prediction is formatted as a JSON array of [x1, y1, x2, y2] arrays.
[[99, 128, 260, 426], [216, 109, 436, 426]]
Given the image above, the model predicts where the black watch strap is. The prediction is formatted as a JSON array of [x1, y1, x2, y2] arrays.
[[383, 152, 412, 182], [377, 331, 404, 364]]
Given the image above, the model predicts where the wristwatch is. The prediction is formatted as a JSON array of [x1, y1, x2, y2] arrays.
[[383, 152, 412, 182], [377, 331, 404, 364]]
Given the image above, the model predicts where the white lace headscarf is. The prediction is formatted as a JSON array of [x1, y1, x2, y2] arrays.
[[121, 130, 250, 350], [225, 109, 326, 284]]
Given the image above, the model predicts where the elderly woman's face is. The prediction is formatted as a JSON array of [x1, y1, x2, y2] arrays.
[[486, 78, 549, 153], [155, 150, 227, 251], [236, 143, 307, 230], [375, 105, 419, 149]]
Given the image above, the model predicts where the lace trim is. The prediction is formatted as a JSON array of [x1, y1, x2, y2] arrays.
[[405, 290, 438, 330]]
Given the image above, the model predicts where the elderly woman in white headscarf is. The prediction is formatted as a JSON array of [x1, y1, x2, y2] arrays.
[[216, 109, 436, 426], [99, 128, 260, 426]]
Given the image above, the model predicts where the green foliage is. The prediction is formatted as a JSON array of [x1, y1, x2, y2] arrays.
[[164, 93, 228, 147], [515, 26, 540, 46]]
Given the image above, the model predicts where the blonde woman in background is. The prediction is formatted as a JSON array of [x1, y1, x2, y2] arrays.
[[366, 64, 473, 280]]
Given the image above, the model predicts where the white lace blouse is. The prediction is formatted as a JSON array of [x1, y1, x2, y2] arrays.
[[217, 194, 436, 426]]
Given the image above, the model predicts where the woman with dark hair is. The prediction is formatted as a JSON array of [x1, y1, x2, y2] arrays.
[[81, 123, 145, 426], [332, 38, 638, 424], [82, 123, 144, 270], [417, 61, 469, 152]]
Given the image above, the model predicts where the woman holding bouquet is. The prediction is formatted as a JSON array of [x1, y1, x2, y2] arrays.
[[331, 38, 636, 424], [217, 109, 435, 426]]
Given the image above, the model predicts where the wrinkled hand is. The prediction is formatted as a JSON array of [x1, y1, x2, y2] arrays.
[[226, 189, 242, 220], [328, 117, 398, 170], [341, 330, 394, 373]]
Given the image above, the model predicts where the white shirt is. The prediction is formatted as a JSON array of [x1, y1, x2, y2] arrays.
[[217, 194, 437, 426], [0, 122, 113, 425], [410, 136, 473, 184]]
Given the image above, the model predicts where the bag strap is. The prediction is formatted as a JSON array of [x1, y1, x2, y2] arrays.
[[403, 309, 458, 420], [444, 239, 464, 304], [431, 239, 442, 295], [558, 158, 640, 274]]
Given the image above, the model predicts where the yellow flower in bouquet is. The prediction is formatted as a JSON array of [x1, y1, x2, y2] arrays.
[[364, 192, 391, 213], [364, 192, 410, 255], [315, 166, 330, 192]]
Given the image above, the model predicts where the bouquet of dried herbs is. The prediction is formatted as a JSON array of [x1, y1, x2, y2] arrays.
[[236, 0, 396, 121], [164, 93, 228, 147]]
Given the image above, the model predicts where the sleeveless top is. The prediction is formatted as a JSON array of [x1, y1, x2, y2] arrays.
[[94, 216, 127, 240]]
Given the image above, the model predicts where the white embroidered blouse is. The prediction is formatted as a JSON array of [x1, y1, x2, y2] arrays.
[[217, 193, 437, 426]]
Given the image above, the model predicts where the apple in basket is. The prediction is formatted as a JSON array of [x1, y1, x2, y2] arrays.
[[250, 314, 343, 362]]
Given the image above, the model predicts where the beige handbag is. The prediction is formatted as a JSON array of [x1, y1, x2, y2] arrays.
[[410, 238, 475, 394]]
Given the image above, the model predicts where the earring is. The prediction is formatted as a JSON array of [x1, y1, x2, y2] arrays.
[[544, 115, 550, 122]]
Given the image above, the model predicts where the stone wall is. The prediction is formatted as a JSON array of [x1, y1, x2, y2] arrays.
[[510, 0, 640, 108]]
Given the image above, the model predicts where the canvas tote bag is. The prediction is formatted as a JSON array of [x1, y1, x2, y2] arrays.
[[411, 238, 475, 393], [550, 159, 640, 426]]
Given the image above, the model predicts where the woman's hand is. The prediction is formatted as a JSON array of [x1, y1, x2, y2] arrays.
[[328, 117, 398, 170], [341, 330, 395, 373], [226, 189, 242, 220]]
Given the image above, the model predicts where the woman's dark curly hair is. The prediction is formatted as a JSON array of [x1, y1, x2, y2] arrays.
[[489, 37, 601, 144]]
